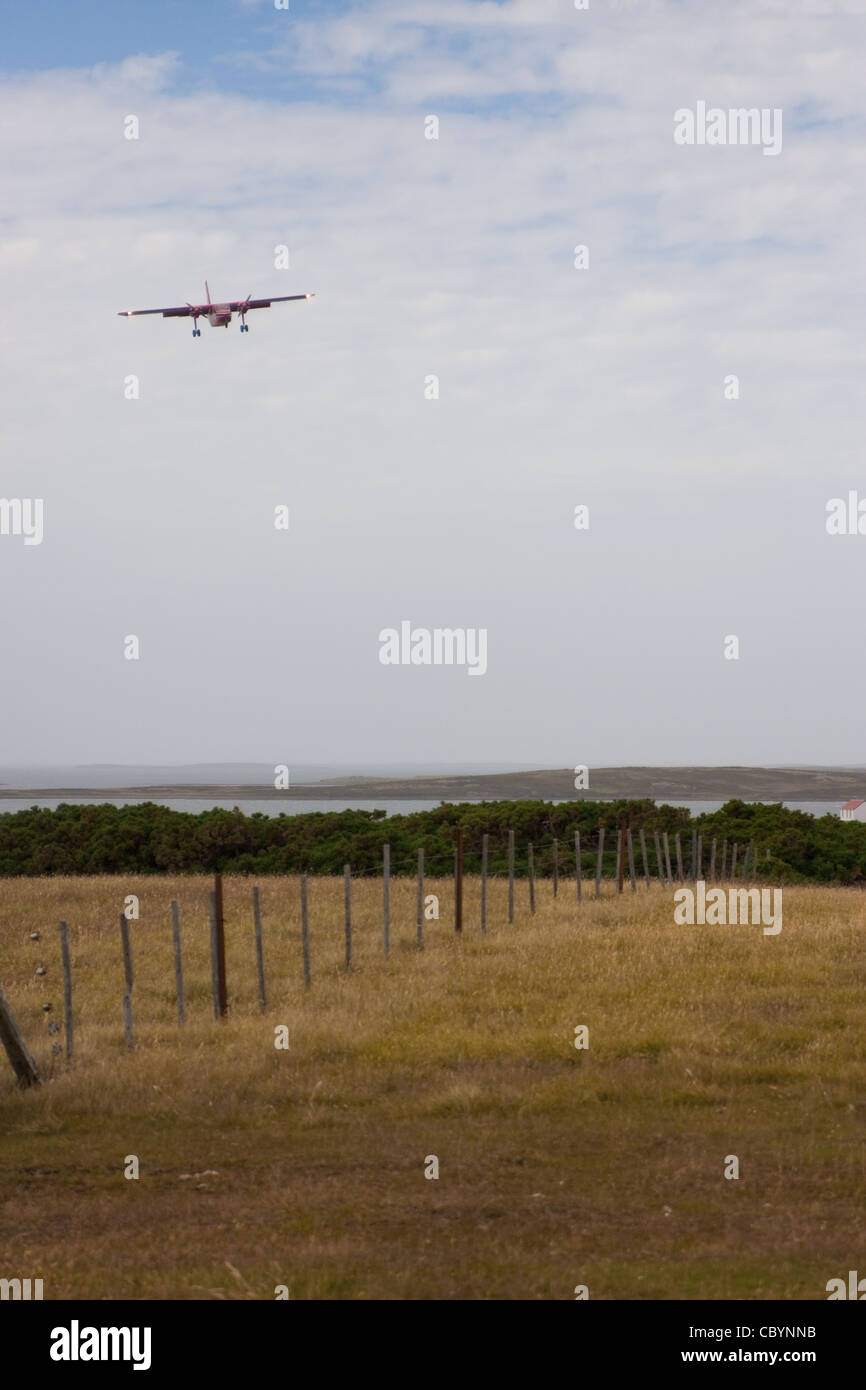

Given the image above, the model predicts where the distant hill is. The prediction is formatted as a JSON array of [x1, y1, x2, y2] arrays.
[[0, 765, 862, 801]]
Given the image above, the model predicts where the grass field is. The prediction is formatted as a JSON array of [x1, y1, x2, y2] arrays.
[[1, 874, 864, 1300]]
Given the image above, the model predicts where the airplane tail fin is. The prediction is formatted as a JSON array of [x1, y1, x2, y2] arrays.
[[205, 280, 211, 304]]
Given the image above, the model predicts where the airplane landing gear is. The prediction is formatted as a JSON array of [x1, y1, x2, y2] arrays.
[[192, 325, 201, 337]]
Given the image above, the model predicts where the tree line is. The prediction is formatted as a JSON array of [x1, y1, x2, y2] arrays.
[[0, 798, 863, 883]]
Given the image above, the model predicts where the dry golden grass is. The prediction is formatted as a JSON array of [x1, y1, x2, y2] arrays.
[[1, 873, 864, 1300]]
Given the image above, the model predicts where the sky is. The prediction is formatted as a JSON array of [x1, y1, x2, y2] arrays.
[[0, 0, 864, 769]]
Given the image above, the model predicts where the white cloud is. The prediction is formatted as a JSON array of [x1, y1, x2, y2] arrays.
[[0, 3, 863, 763]]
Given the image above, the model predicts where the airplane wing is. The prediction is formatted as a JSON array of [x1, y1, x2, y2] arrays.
[[230, 293, 315, 311], [117, 305, 195, 318]]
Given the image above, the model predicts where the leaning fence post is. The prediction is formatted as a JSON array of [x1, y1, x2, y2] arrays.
[[508, 829, 515, 923], [575, 830, 582, 904], [383, 844, 390, 956], [58, 920, 73, 1060], [481, 834, 488, 935], [0, 983, 40, 1087], [595, 826, 605, 899], [627, 828, 636, 892], [300, 874, 311, 987], [416, 848, 424, 949], [171, 900, 185, 1026], [122, 992, 134, 1051], [639, 828, 650, 889], [253, 886, 266, 1009]]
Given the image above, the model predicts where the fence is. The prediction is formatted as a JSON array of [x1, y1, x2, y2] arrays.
[[1, 828, 761, 1082]]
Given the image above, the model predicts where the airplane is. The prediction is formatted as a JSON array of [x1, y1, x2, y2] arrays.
[[117, 281, 315, 336]]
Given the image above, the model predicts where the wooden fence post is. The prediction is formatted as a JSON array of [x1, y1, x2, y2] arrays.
[[481, 834, 488, 935], [696, 835, 702, 880], [58, 920, 73, 1059], [118, 903, 133, 1049], [344, 865, 352, 969], [383, 844, 390, 956], [171, 900, 185, 1026], [0, 984, 40, 1088], [552, 838, 559, 897], [528, 842, 536, 913], [208, 892, 221, 1020], [213, 872, 228, 1017], [119, 913, 134, 996], [615, 828, 623, 893], [508, 829, 515, 923], [731, 843, 739, 880], [595, 826, 605, 899], [639, 828, 650, 889], [709, 839, 717, 883], [455, 828, 464, 932], [301, 874, 311, 987], [663, 832, 673, 886], [417, 848, 424, 949], [627, 828, 636, 892], [575, 830, 582, 903], [675, 833, 684, 882], [653, 831, 665, 886], [253, 886, 266, 1008], [721, 839, 728, 880], [742, 841, 753, 882]]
